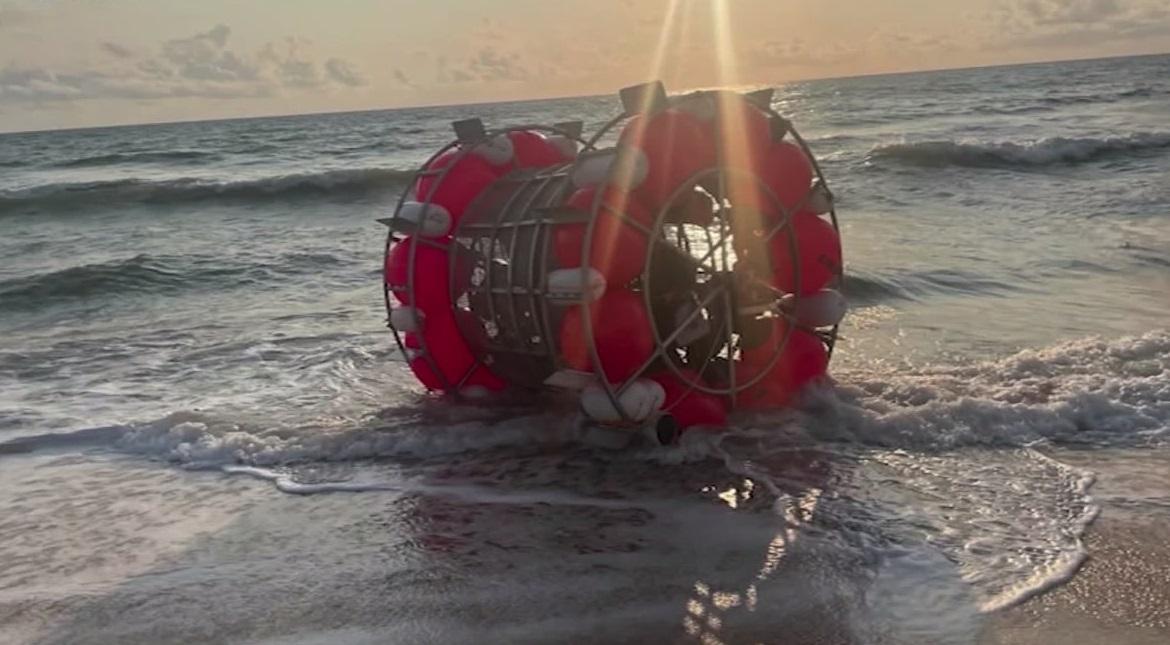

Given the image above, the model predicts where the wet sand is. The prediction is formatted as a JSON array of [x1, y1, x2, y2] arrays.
[[985, 448, 1170, 645], [1, 446, 1166, 644]]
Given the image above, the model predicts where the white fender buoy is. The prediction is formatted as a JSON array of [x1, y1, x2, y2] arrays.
[[390, 306, 426, 333], [806, 182, 833, 215], [791, 289, 847, 328], [571, 147, 649, 190], [546, 267, 607, 303], [546, 134, 578, 161], [472, 136, 514, 167], [580, 379, 666, 424], [394, 201, 453, 238]]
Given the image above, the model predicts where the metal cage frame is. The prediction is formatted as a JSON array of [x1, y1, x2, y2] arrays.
[[381, 82, 842, 427]]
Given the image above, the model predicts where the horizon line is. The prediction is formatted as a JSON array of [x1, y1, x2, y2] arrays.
[[2, 50, 1167, 137]]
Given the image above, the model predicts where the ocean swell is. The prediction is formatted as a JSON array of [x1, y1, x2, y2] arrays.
[[49, 149, 221, 169], [843, 268, 1025, 304], [867, 132, 1170, 169], [0, 252, 349, 311], [0, 167, 415, 214]]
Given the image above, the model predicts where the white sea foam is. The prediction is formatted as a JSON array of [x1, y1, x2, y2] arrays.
[[111, 406, 583, 467], [3, 329, 1157, 468], [974, 449, 1099, 612], [813, 329, 1170, 448], [4, 330, 1164, 620]]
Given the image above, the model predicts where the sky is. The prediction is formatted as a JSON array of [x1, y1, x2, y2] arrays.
[[1, 0, 1168, 132]]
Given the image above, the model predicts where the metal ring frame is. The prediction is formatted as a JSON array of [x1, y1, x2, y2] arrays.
[[382, 84, 843, 424], [382, 122, 594, 393]]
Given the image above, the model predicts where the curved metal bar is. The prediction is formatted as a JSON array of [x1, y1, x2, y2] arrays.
[[536, 123, 629, 402], [504, 168, 563, 385], [639, 163, 794, 399], [583, 112, 633, 152], [480, 136, 531, 358], [393, 139, 462, 393], [708, 97, 736, 408], [615, 283, 730, 400], [472, 123, 597, 384], [526, 170, 571, 378], [424, 123, 594, 395], [782, 120, 842, 357], [579, 155, 624, 421]]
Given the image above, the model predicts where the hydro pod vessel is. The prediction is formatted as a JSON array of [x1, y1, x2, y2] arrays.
[[381, 82, 845, 446]]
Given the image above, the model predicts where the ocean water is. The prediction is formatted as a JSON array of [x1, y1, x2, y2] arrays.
[[1, 54, 1169, 644]]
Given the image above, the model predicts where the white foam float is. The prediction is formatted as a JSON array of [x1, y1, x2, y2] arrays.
[[580, 379, 666, 424], [546, 133, 578, 161], [390, 306, 426, 333], [788, 289, 848, 328], [394, 201, 453, 238], [571, 147, 649, 190], [545, 267, 607, 303], [806, 182, 834, 215], [472, 136, 515, 166]]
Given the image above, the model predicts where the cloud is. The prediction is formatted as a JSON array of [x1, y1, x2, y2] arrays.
[[468, 47, 528, 82], [0, 24, 365, 104], [742, 0, 1168, 74], [327, 58, 366, 87], [748, 39, 856, 68], [473, 18, 505, 43], [162, 24, 260, 83], [0, 65, 272, 102], [390, 67, 412, 87], [259, 38, 321, 88], [988, 0, 1170, 47], [436, 47, 538, 84], [100, 42, 135, 59], [746, 31, 951, 73], [435, 55, 467, 83], [1020, 0, 1123, 25], [0, 3, 31, 29]]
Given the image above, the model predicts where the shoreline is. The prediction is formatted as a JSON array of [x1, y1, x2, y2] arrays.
[[0, 445, 1167, 643], [986, 448, 1170, 644]]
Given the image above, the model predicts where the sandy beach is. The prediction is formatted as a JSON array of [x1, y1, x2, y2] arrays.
[[0, 444, 1166, 644], [987, 449, 1170, 645]]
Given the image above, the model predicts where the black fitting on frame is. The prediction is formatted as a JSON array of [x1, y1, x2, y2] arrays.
[[744, 88, 775, 110], [619, 81, 668, 116], [452, 118, 487, 145], [768, 115, 791, 142], [553, 120, 584, 139]]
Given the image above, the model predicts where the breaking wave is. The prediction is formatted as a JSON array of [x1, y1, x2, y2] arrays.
[[867, 132, 1170, 169], [2, 330, 1164, 466]]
